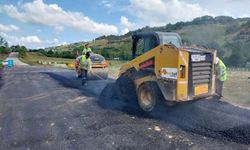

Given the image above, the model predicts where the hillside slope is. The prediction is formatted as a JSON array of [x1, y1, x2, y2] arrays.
[[44, 16, 250, 67]]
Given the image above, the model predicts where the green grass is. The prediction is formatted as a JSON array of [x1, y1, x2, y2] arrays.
[[20, 52, 75, 65], [0, 53, 7, 69], [223, 70, 250, 107], [0, 53, 7, 61]]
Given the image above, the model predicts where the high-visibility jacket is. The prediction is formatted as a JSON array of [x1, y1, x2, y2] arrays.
[[216, 60, 227, 81], [82, 48, 92, 54], [80, 55, 91, 72]]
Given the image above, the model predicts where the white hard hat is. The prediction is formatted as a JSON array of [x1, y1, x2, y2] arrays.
[[216, 57, 220, 64]]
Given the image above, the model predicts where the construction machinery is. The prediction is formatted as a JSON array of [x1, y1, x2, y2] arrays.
[[107, 32, 217, 112]]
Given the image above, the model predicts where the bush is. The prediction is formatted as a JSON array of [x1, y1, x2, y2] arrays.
[[0, 46, 11, 54]]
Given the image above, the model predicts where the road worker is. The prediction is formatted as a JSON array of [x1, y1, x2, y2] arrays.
[[79, 52, 92, 85], [215, 57, 227, 98], [82, 43, 92, 55]]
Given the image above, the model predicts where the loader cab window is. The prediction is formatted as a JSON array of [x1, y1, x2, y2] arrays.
[[135, 36, 157, 57], [161, 35, 181, 48], [144, 37, 157, 52], [136, 38, 144, 56]]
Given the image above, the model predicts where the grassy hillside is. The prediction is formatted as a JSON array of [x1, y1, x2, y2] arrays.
[[20, 52, 74, 65], [178, 24, 226, 47], [43, 16, 250, 67]]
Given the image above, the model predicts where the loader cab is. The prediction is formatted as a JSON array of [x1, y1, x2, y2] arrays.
[[132, 32, 182, 59]]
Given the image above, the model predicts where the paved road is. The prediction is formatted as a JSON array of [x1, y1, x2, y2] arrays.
[[0, 57, 250, 149], [6, 52, 28, 66]]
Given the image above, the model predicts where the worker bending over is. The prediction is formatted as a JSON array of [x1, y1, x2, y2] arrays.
[[82, 43, 92, 55], [215, 57, 227, 98], [79, 52, 92, 85]]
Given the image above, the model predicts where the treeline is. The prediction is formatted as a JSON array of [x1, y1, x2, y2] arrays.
[[11, 45, 28, 58], [0, 36, 11, 55], [223, 41, 250, 67], [41, 49, 77, 59], [41, 41, 132, 60], [0, 36, 28, 59]]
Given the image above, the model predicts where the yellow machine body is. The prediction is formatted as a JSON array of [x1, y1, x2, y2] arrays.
[[119, 32, 216, 102]]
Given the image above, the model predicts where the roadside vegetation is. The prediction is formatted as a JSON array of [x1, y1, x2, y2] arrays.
[[0, 36, 9, 70], [19, 52, 75, 66], [0, 36, 29, 61], [0, 36, 10, 62], [0, 53, 7, 61], [224, 70, 250, 108]]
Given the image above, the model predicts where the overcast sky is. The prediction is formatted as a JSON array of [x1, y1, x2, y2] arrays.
[[0, 0, 250, 49]]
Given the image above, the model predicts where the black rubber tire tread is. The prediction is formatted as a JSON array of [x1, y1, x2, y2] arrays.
[[137, 82, 164, 112]]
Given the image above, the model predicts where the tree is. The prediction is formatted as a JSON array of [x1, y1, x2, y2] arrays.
[[0, 36, 8, 47], [224, 49, 245, 67], [9, 45, 27, 58], [0, 46, 11, 54], [47, 50, 54, 57], [0, 36, 10, 54]]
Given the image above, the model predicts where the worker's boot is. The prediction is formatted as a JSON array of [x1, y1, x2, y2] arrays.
[[81, 79, 85, 86], [214, 93, 222, 100], [81, 77, 86, 86]]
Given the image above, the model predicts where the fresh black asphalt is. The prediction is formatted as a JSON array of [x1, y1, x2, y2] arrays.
[[0, 66, 250, 150]]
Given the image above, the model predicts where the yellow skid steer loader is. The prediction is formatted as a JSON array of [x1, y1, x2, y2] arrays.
[[102, 32, 216, 112]]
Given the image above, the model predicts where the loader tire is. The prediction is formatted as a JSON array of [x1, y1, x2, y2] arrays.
[[137, 82, 163, 112]]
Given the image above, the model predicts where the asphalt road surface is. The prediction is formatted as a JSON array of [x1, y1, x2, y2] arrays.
[[0, 56, 250, 149], [6, 52, 28, 66]]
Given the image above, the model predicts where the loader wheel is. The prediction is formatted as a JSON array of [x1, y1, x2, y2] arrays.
[[137, 82, 161, 112]]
